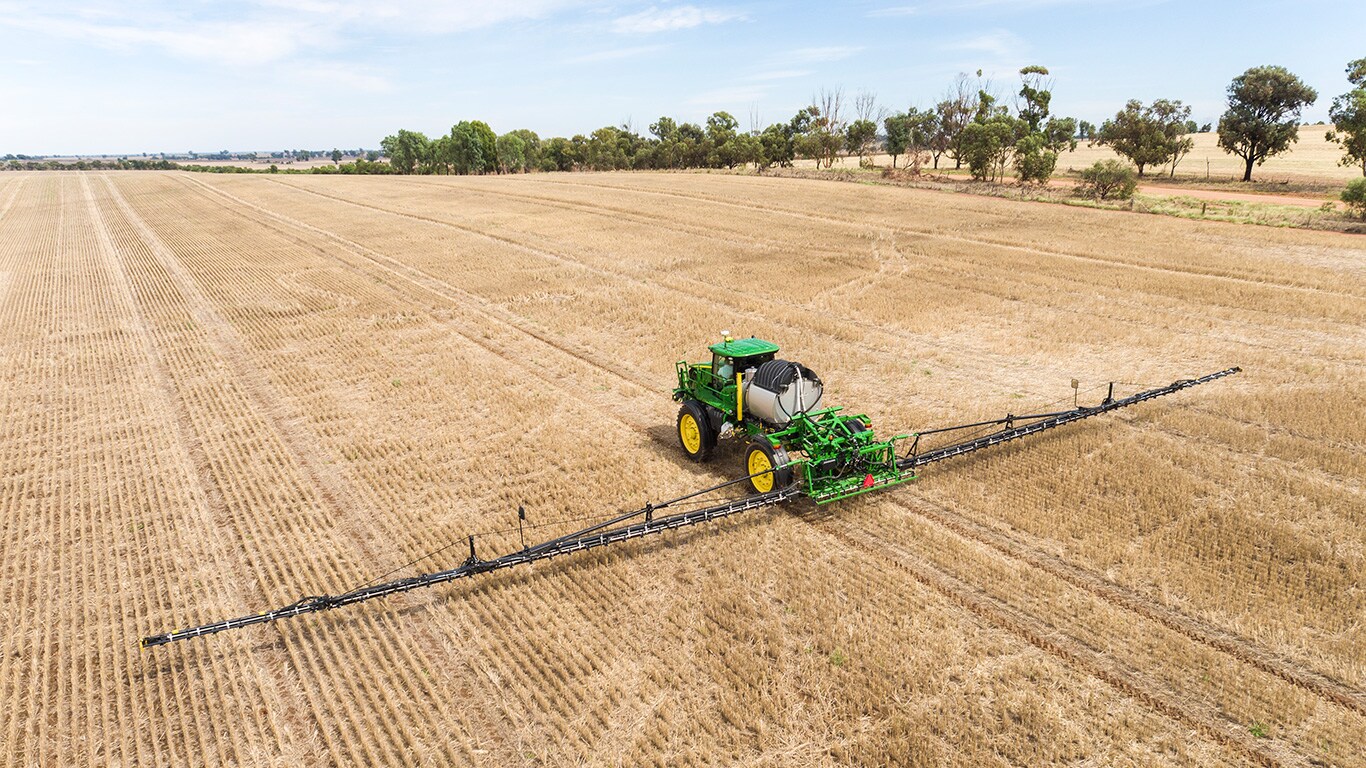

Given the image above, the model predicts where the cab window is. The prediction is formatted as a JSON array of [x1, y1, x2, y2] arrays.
[[712, 354, 734, 386]]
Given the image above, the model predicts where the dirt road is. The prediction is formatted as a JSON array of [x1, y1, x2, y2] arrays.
[[1138, 183, 1334, 208]]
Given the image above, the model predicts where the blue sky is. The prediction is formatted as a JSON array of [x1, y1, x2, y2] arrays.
[[2, 0, 1363, 155]]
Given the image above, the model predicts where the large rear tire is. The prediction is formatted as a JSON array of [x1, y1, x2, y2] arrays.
[[677, 401, 716, 462], [744, 439, 793, 494]]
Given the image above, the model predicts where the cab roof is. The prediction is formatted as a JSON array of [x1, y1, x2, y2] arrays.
[[708, 337, 780, 358]]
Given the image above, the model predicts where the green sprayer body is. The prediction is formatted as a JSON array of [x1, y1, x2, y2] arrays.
[[672, 335, 916, 503]]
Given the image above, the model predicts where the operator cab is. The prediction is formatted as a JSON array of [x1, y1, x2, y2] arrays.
[[708, 335, 779, 389]]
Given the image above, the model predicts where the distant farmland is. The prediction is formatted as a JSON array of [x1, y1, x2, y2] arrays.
[[1, 171, 1362, 766], [1056, 125, 1361, 181], [803, 124, 1360, 184]]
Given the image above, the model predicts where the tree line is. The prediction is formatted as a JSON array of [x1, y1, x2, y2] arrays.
[[376, 76, 1086, 181], [373, 60, 1366, 188], [0, 157, 396, 175], [7, 59, 1363, 194], [4, 158, 188, 172]]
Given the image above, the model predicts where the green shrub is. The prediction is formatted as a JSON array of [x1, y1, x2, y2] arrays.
[[1076, 159, 1138, 200], [1342, 177, 1366, 218], [1014, 134, 1058, 184]]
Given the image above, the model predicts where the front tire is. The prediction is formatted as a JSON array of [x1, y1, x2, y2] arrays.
[[677, 401, 715, 462], [744, 439, 793, 494]]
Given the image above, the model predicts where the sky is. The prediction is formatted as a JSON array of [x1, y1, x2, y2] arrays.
[[1, 0, 1363, 155]]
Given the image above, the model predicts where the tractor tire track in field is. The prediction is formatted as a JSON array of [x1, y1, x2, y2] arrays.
[[0, 177, 19, 307], [820, 520, 1307, 768], [102, 173, 473, 582], [382, 177, 928, 311], [251, 175, 872, 387], [0, 177, 25, 310], [1143, 417, 1362, 493], [384, 175, 826, 258], [101, 175, 377, 566], [83, 172, 237, 591], [79, 174, 328, 755], [399, 177, 1341, 366], [315, 177, 1204, 338], [173, 174, 1356, 759], [258, 176, 1363, 384], [529, 175, 1363, 301], [0, 176, 24, 221], [101, 176, 499, 762], [244, 176, 1087, 404], [483, 176, 1363, 359], [883, 492, 1366, 715], [182, 174, 1365, 722], [170, 174, 662, 429], [0, 174, 15, 304], [173, 176, 650, 380]]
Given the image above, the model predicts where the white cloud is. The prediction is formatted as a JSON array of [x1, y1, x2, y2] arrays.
[[291, 63, 392, 92], [917, 0, 1160, 10], [867, 6, 918, 17], [1, 15, 321, 66], [0, 0, 591, 66], [781, 46, 864, 64], [941, 30, 1025, 59], [255, 0, 588, 34], [746, 69, 811, 82], [612, 5, 744, 34], [567, 45, 667, 63], [688, 84, 768, 105]]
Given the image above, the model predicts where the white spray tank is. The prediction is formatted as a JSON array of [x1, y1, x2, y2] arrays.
[[742, 359, 823, 426]]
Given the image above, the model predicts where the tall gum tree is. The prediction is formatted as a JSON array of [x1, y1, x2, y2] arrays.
[[1326, 57, 1366, 176], [1097, 100, 1192, 177], [1216, 65, 1317, 182]]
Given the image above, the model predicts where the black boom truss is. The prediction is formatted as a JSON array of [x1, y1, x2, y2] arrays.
[[141, 367, 1238, 649]]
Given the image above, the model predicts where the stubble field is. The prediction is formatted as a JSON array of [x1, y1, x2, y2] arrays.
[[0, 170, 1362, 767], [828, 125, 1362, 185], [1053, 125, 1361, 182]]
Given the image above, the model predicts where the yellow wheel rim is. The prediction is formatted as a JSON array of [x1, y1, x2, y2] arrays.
[[748, 447, 775, 493], [679, 413, 702, 454]]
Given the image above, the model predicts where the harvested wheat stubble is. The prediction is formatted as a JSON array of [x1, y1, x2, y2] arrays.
[[0, 170, 1362, 767]]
